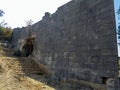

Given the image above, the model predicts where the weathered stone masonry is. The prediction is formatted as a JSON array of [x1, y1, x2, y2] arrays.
[[12, 0, 119, 89]]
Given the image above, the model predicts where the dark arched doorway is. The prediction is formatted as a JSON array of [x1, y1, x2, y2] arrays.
[[22, 37, 34, 57]]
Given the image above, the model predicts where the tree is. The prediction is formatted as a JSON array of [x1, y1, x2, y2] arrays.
[[3, 27, 13, 40], [117, 7, 120, 45], [0, 10, 12, 41], [0, 27, 13, 41], [0, 10, 7, 27], [117, 6, 120, 15], [0, 10, 4, 17], [25, 19, 33, 37]]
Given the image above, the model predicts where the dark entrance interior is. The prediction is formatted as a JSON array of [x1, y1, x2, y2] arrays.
[[102, 77, 109, 84], [22, 37, 34, 57]]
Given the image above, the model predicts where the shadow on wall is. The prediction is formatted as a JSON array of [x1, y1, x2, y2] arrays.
[[13, 37, 34, 57], [22, 37, 34, 57]]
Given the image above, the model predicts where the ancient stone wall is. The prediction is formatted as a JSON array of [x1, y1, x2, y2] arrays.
[[12, 0, 119, 89]]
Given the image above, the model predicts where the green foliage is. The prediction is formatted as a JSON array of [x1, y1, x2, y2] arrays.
[[118, 57, 120, 69], [118, 26, 120, 38], [0, 10, 4, 17], [117, 7, 120, 45], [0, 46, 2, 51], [0, 10, 12, 41], [0, 27, 13, 41], [3, 27, 12, 37], [117, 7, 120, 15], [0, 10, 7, 27]]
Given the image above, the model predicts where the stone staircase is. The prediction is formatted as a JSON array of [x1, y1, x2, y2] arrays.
[[14, 57, 50, 76], [0, 48, 55, 90], [3, 48, 45, 75]]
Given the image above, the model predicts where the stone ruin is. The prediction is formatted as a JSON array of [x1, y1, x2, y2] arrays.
[[12, 0, 120, 89]]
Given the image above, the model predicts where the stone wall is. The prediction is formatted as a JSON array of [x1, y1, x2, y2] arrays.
[[12, 0, 119, 89]]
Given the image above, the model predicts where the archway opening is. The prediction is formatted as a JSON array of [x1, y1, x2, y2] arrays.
[[22, 37, 34, 57]]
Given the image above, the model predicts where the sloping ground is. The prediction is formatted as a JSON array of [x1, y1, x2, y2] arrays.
[[0, 48, 55, 90], [0, 47, 116, 90]]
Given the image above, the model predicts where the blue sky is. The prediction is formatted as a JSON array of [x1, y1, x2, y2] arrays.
[[114, 0, 120, 56], [114, 0, 120, 27]]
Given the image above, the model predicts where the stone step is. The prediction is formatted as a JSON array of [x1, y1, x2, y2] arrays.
[[14, 59, 45, 75]]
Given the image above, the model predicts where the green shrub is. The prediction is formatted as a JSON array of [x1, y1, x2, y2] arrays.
[[0, 43, 2, 51], [0, 27, 13, 41]]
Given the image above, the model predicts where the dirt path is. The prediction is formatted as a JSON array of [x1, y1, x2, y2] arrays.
[[0, 48, 55, 90]]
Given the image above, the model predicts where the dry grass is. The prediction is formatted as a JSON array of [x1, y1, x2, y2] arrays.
[[0, 48, 55, 90], [0, 47, 111, 90]]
